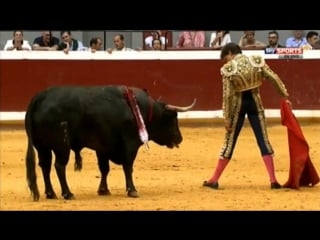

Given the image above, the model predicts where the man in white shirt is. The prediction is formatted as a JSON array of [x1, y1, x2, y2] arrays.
[[88, 37, 103, 53], [107, 34, 136, 53], [4, 30, 32, 51]]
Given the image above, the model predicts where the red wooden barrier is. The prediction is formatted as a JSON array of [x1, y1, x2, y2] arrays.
[[1, 55, 319, 112]]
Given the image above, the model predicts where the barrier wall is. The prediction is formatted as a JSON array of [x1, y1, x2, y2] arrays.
[[1, 50, 320, 120]]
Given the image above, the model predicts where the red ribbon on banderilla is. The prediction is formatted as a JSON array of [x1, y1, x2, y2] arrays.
[[124, 87, 149, 150]]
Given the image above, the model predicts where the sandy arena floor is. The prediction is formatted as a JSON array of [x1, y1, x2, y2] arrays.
[[1, 119, 320, 210]]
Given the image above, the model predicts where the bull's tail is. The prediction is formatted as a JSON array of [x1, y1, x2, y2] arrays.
[[25, 96, 40, 201]]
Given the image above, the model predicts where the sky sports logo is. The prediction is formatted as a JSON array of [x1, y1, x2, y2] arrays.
[[265, 48, 303, 59]]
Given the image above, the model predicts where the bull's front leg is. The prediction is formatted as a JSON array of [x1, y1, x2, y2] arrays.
[[96, 152, 111, 195]]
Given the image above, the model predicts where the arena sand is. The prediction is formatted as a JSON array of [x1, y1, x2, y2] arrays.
[[1, 119, 320, 210]]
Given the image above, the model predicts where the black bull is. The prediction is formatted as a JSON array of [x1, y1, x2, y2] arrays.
[[25, 85, 196, 201]]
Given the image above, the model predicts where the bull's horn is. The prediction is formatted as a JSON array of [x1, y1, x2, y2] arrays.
[[165, 98, 197, 112]]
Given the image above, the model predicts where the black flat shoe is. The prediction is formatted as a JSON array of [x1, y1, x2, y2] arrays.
[[271, 182, 282, 189], [203, 181, 219, 189]]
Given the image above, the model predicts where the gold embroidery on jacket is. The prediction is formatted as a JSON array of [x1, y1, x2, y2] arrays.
[[220, 60, 237, 77], [248, 55, 265, 67], [261, 63, 289, 97], [221, 55, 263, 94]]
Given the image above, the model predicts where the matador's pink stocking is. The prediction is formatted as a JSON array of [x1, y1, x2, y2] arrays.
[[262, 154, 277, 183], [207, 157, 230, 183]]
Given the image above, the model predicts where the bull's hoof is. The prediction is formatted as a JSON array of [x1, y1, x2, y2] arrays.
[[98, 188, 111, 196], [127, 190, 139, 198], [62, 193, 75, 200], [203, 181, 219, 189], [271, 182, 282, 189], [74, 162, 82, 171], [46, 192, 58, 199], [32, 191, 40, 201]]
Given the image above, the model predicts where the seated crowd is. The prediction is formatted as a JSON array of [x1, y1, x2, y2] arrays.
[[3, 30, 320, 53]]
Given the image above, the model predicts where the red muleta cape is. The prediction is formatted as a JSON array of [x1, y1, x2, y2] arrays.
[[280, 98, 319, 189]]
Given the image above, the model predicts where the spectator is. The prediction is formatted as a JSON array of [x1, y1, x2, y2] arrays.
[[301, 31, 319, 50], [151, 38, 162, 51], [88, 37, 103, 53], [4, 30, 32, 51], [144, 30, 168, 50], [107, 34, 136, 53], [32, 31, 59, 51], [238, 30, 266, 50], [175, 31, 206, 48], [285, 30, 307, 48], [209, 30, 231, 49], [264, 30, 285, 53], [58, 31, 86, 54], [314, 35, 320, 49]]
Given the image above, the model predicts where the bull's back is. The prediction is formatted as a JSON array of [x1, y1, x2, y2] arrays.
[[32, 85, 127, 117], [28, 86, 135, 148]]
